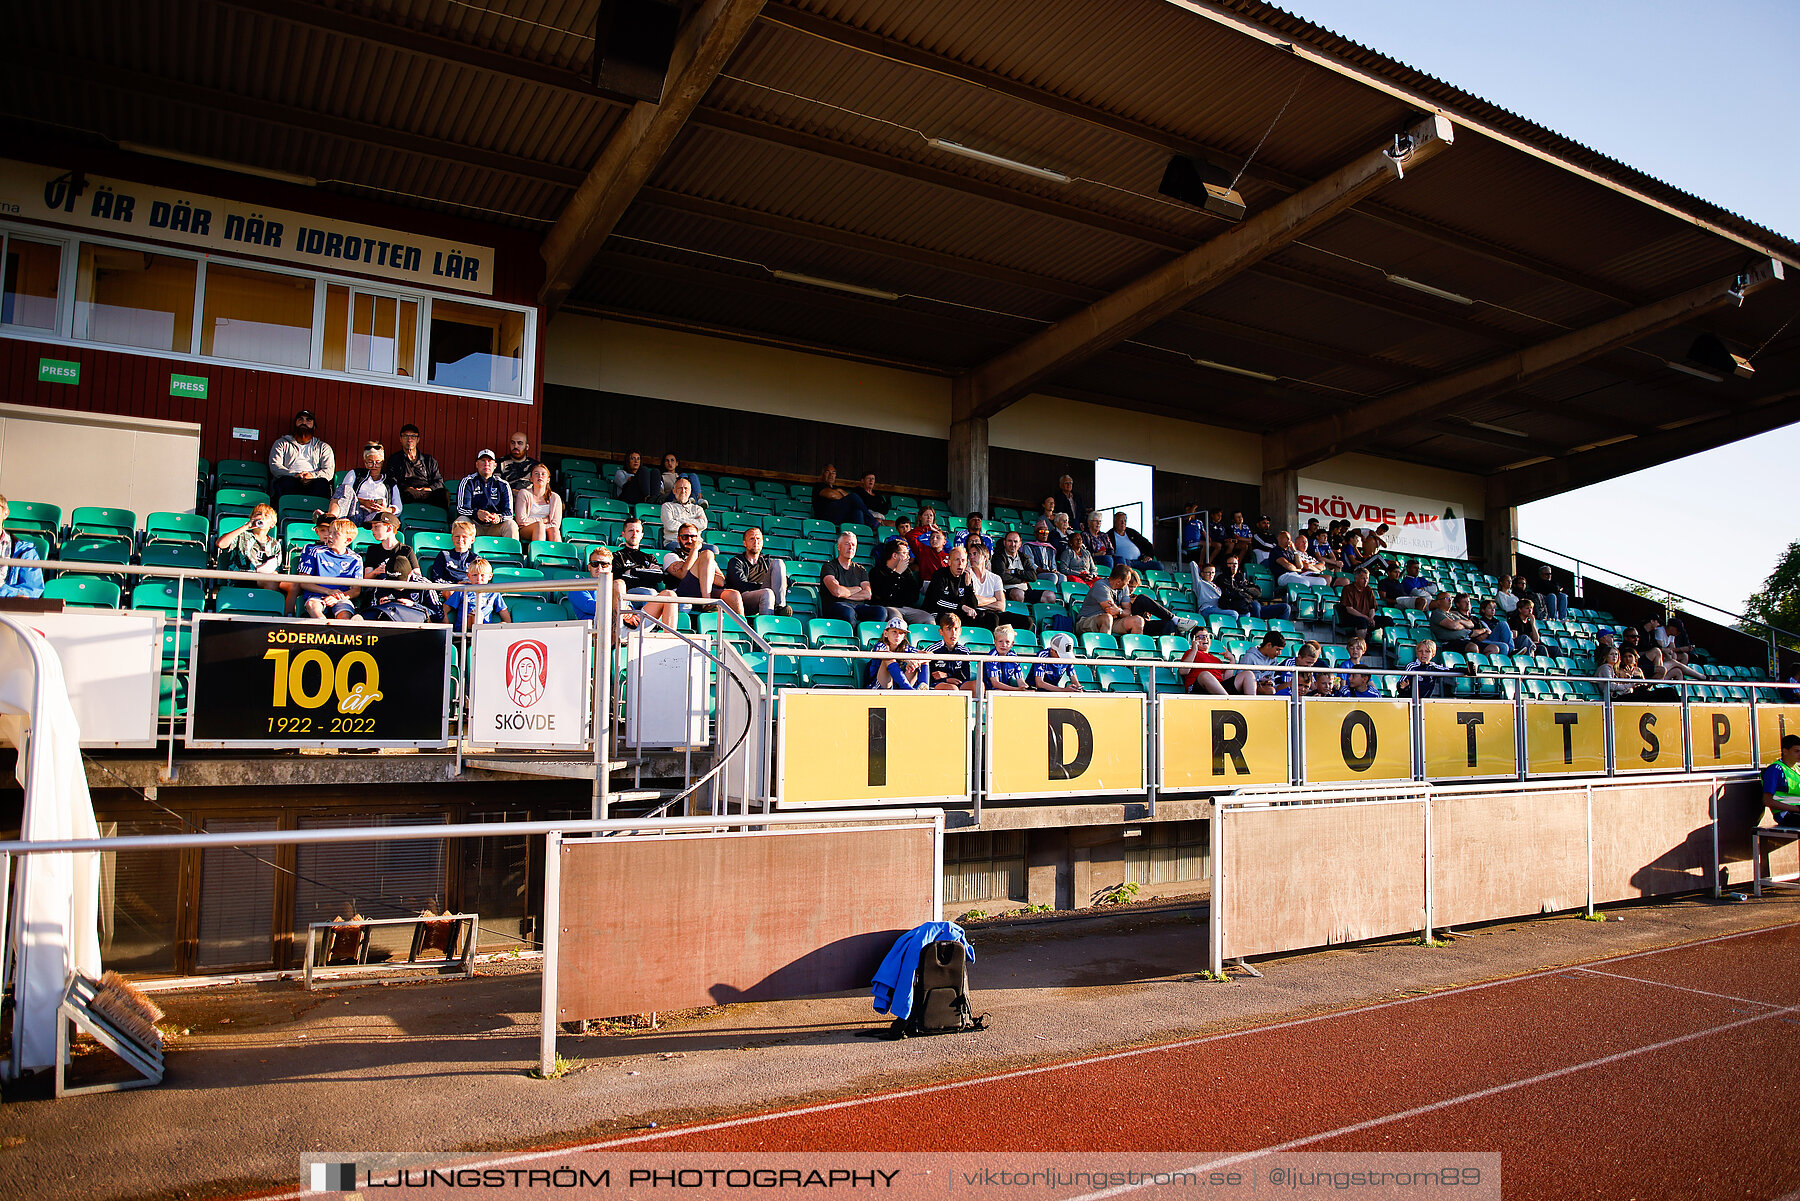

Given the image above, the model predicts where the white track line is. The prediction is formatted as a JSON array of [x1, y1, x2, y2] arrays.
[[1570, 965, 1785, 1008], [1061, 1002, 1800, 1201], [251, 921, 1797, 1200]]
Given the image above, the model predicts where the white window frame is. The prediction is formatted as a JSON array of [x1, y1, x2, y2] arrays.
[[0, 219, 535, 404]]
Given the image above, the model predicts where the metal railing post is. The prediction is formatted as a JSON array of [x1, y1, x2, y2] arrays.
[[539, 832, 562, 1078], [1208, 799, 1225, 977], [591, 570, 612, 821]]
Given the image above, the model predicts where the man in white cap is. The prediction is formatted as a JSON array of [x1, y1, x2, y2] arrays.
[[456, 448, 519, 539], [1031, 632, 1084, 692]]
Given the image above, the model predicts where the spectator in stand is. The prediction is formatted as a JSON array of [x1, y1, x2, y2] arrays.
[[1023, 521, 1062, 586], [954, 513, 994, 556], [1179, 504, 1207, 561], [1335, 566, 1383, 637], [612, 451, 643, 499], [1643, 646, 1705, 697], [215, 502, 281, 595], [612, 518, 668, 595], [1104, 511, 1160, 572], [871, 538, 932, 624], [1032, 632, 1084, 692], [1180, 627, 1234, 696], [1035, 496, 1060, 532], [361, 514, 431, 622], [297, 518, 363, 621], [1512, 598, 1542, 656], [1613, 647, 1648, 697], [1644, 616, 1669, 650], [1533, 564, 1570, 621], [1274, 640, 1332, 698], [869, 616, 922, 690], [983, 623, 1031, 692], [1120, 568, 1192, 636], [1076, 565, 1144, 638], [448, 558, 511, 629], [1048, 511, 1076, 552], [1377, 563, 1408, 608], [1270, 532, 1330, 590], [1249, 516, 1279, 565], [565, 546, 635, 631], [1593, 628, 1617, 661], [1193, 561, 1234, 620], [995, 531, 1048, 603], [854, 473, 892, 527], [909, 507, 948, 578], [497, 432, 539, 491], [813, 464, 881, 534], [392, 424, 447, 512], [0, 499, 43, 600], [428, 519, 479, 587], [725, 526, 789, 618], [513, 463, 563, 544], [1051, 474, 1084, 525], [821, 531, 885, 627], [923, 543, 983, 628], [1361, 524, 1392, 570], [664, 523, 741, 616], [268, 409, 336, 501], [1452, 593, 1494, 652], [1231, 631, 1286, 696], [647, 454, 703, 505], [1494, 576, 1520, 616], [1665, 616, 1693, 660], [965, 545, 1011, 628], [889, 515, 914, 549], [456, 450, 520, 540], [1058, 527, 1099, 585], [613, 451, 655, 503], [1759, 734, 1800, 827], [1402, 639, 1466, 698], [1223, 512, 1254, 564], [1341, 637, 1381, 699], [1479, 598, 1514, 655], [330, 441, 402, 527], [1508, 574, 1534, 615], [1341, 533, 1377, 574], [1427, 592, 1478, 654], [659, 476, 708, 551], [925, 611, 976, 692], [1394, 560, 1437, 608], [1218, 555, 1288, 619], [1079, 512, 1112, 567]]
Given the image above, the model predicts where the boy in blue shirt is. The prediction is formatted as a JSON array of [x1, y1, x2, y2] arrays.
[[0, 496, 45, 598], [926, 610, 975, 692], [982, 622, 1030, 691], [1031, 632, 1084, 692], [297, 518, 363, 620], [1760, 735, 1800, 827], [448, 558, 511, 629], [430, 519, 479, 586]]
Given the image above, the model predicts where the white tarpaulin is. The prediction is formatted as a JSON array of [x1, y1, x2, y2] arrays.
[[468, 622, 591, 750], [0, 617, 102, 1073], [1297, 479, 1469, 560]]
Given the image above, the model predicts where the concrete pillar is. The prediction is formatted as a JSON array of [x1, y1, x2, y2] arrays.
[[1260, 467, 1299, 533], [949, 413, 990, 519], [1484, 477, 1517, 581]]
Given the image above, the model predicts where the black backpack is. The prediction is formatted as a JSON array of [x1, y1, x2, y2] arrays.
[[893, 940, 989, 1038]]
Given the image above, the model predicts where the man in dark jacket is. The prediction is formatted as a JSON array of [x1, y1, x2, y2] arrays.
[[1102, 511, 1160, 572]]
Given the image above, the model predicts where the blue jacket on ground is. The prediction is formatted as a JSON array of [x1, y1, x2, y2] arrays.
[[871, 920, 974, 1021]]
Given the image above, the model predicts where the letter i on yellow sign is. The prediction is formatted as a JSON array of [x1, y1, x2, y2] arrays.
[[778, 691, 970, 807]]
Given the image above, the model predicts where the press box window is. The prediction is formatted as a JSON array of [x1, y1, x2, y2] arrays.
[[323, 285, 418, 377], [428, 299, 524, 397], [74, 244, 197, 353], [202, 263, 315, 369], [2, 234, 62, 331]]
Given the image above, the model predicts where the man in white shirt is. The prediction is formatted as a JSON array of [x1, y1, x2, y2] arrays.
[[659, 476, 709, 551]]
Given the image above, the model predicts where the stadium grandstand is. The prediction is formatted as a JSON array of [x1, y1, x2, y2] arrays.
[[0, 0, 1797, 982]]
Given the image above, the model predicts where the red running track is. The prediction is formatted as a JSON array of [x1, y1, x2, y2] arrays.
[[572, 924, 1800, 1201]]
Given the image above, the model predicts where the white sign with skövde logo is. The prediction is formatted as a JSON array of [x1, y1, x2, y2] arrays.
[[469, 622, 590, 750]]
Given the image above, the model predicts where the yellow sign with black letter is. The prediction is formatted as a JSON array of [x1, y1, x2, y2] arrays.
[[987, 693, 1146, 798], [1302, 699, 1413, 783], [1613, 704, 1685, 772], [1758, 705, 1800, 766], [1524, 702, 1606, 775], [1159, 696, 1291, 790], [1689, 703, 1752, 769], [1421, 701, 1516, 779], [778, 689, 970, 808]]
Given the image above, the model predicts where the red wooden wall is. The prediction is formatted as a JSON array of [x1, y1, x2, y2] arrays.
[[1, 335, 539, 481]]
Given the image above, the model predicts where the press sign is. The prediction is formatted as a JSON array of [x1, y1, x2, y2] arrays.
[[170, 374, 208, 398], [37, 358, 80, 384]]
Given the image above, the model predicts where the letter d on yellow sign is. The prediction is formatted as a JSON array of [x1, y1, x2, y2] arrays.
[[777, 690, 970, 807], [987, 693, 1145, 799]]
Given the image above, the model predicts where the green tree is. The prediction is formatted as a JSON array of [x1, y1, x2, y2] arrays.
[[1741, 538, 1800, 648]]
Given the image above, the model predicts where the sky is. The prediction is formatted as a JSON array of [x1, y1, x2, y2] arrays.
[[1284, 0, 1800, 621]]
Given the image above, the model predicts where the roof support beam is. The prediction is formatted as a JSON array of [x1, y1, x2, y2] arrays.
[[539, 0, 765, 312], [1265, 258, 1784, 472], [1493, 384, 1800, 506], [953, 115, 1455, 422]]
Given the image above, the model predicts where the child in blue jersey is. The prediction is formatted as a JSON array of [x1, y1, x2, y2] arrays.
[[869, 616, 922, 690], [430, 519, 479, 587], [448, 558, 511, 630], [982, 622, 1030, 691], [297, 518, 364, 620], [927, 611, 976, 692], [1032, 632, 1084, 692]]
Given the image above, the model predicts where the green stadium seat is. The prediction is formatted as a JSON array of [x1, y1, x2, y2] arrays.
[[43, 577, 120, 609], [856, 620, 887, 648], [143, 511, 209, 547], [490, 566, 544, 586], [581, 497, 630, 521], [908, 623, 939, 646], [509, 599, 567, 624], [801, 519, 838, 541], [139, 542, 209, 577], [214, 458, 268, 487], [57, 537, 131, 584], [801, 656, 859, 688], [787, 584, 820, 617], [717, 476, 751, 493], [1080, 632, 1119, 659], [5, 501, 61, 535], [1097, 665, 1145, 693], [1012, 630, 1040, 653], [68, 506, 137, 543], [807, 618, 856, 648], [474, 536, 524, 566], [963, 627, 995, 651], [528, 542, 585, 570], [754, 615, 806, 647], [402, 505, 451, 533], [131, 580, 203, 615], [1121, 633, 1159, 660], [561, 518, 609, 545], [213, 586, 285, 616]]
